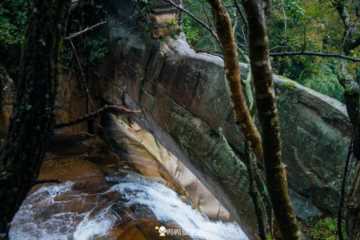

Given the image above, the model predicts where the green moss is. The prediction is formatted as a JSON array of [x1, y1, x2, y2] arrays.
[[0, 0, 28, 46], [308, 218, 337, 240], [281, 79, 297, 90], [165, 18, 178, 26]]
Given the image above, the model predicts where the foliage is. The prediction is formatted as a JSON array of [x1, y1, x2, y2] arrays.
[[182, 14, 202, 45], [0, 0, 29, 76], [264, 217, 339, 240], [182, 0, 222, 50], [84, 35, 109, 65], [182, 0, 359, 102], [0, 0, 109, 71], [300, 62, 344, 100], [0, 0, 358, 101], [308, 218, 337, 240], [0, 0, 28, 46], [269, 0, 359, 101], [63, 2, 109, 67]]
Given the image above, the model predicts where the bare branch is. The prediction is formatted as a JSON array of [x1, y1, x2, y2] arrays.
[[331, 0, 351, 29], [55, 105, 140, 129], [233, 0, 248, 28], [331, 0, 359, 54], [65, 21, 106, 40], [270, 51, 360, 62]]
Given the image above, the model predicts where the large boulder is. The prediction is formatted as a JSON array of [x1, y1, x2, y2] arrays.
[[99, 0, 351, 227]]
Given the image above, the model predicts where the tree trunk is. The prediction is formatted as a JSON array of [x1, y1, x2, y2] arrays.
[[242, 0, 301, 239], [207, 1, 269, 238], [347, 164, 360, 240], [0, 0, 71, 236], [331, 2, 360, 239], [207, 0, 263, 163]]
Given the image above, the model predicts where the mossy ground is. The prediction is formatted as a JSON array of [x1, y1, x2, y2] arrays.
[[266, 217, 339, 240], [302, 217, 339, 240]]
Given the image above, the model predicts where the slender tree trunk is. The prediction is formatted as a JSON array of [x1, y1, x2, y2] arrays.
[[338, 70, 360, 240], [0, 0, 71, 236], [242, 0, 301, 239], [347, 163, 360, 240], [331, 2, 360, 239], [207, 0, 263, 163], [206, 1, 280, 239], [342, 75, 360, 240]]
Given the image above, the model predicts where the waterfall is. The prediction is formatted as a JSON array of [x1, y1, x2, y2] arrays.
[[10, 172, 248, 240]]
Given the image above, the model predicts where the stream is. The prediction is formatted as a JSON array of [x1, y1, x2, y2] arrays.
[[10, 172, 249, 240]]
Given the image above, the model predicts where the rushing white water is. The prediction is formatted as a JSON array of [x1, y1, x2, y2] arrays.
[[10, 173, 248, 240], [109, 174, 248, 240], [9, 182, 117, 240]]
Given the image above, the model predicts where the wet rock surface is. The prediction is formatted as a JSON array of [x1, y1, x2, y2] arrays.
[[10, 131, 249, 240], [99, 1, 351, 225]]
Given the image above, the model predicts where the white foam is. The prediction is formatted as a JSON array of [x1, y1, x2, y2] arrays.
[[9, 182, 114, 240], [73, 206, 116, 240], [109, 173, 249, 240], [10, 174, 249, 240]]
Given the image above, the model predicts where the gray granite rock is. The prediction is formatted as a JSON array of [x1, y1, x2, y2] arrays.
[[99, 1, 351, 230]]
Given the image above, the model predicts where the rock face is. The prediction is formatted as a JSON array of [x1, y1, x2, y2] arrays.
[[103, 114, 232, 221], [98, 0, 351, 229], [275, 78, 350, 217], [2, 0, 351, 236], [11, 133, 250, 240]]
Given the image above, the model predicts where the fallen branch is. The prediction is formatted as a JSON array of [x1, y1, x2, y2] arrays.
[[55, 105, 140, 129], [270, 51, 360, 62], [65, 21, 107, 40]]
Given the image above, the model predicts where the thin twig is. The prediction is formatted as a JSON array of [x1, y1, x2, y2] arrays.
[[233, 0, 248, 29], [270, 51, 360, 62], [68, 39, 96, 108], [65, 21, 106, 40]]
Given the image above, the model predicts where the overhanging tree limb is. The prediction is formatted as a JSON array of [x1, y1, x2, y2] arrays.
[[64, 21, 106, 40], [55, 105, 140, 129], [270, 51, 360, 62]]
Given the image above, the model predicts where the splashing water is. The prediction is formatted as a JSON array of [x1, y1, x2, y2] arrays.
[[9, 173, 249, 240], [73, 207, 115, 240], [109, 173, 249, 240], [9, 182, 116, 240]]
